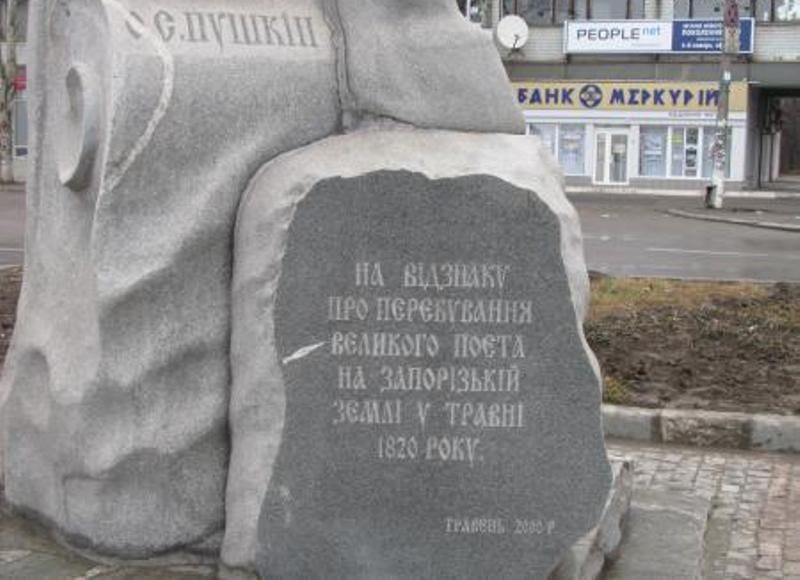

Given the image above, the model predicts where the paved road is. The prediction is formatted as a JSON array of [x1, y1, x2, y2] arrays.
[[0, 186, 24, 267], [2, 189, 800, 281], [570, 194, 800, 282]]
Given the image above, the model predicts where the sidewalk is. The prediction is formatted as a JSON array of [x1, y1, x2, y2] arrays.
[[666, 198, 800, 232], [0, 440, 798, 579]]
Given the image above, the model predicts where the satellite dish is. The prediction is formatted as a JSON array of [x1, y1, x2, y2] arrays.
[[495, 15, 529, 51]]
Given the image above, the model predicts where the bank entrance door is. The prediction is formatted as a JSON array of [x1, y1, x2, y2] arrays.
[[594, 129, 630, 185]]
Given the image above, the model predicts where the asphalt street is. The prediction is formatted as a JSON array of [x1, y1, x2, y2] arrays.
[[1, 188, 799, 281], [570, 194, 800, 283]]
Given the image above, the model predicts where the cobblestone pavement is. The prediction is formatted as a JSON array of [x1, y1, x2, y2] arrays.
[[609, 439, 800, 580], [0, 440, 798, 578]]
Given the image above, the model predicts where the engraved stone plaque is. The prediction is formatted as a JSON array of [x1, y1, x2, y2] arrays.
[[254, 170, 611, 579]]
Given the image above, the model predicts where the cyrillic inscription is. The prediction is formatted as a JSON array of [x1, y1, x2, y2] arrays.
[[125, 9, 320, 51], [325, 261, 534, 469], [444, 517, 556, 536]]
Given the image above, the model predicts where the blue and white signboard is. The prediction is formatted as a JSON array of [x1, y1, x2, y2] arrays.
[[564, 19, 755, 54], [673, 19, 754, 54]]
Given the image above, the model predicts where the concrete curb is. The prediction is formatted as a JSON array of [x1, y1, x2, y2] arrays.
[[566, 187, 800, 199], [666, 208, 800, 232], [603, 405, 800, 454]]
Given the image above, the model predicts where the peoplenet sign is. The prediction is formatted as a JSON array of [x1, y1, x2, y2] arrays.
[[564, 19, 754, 54]]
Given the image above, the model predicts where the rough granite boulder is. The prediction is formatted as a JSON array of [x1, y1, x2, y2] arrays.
[[225, 127, 611, 578], [1, 0, 524, 563]]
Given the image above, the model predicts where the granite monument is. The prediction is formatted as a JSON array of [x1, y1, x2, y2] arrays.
[[0, 0, 610, 578]]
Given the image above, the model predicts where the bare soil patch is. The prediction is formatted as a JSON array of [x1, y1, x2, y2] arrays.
[[1, 268, 798, 415], [587, 276, 800, 416], [0, 266, 21, 367]]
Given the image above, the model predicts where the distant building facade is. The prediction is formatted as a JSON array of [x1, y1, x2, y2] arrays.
[[1, 0, 28, 181], [461, 0, 800, 191]]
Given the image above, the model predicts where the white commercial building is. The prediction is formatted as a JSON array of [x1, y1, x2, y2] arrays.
[[463, 0, 800, 192]]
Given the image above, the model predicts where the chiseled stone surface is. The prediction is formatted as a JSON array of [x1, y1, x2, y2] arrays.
[[336, 0, 524, 134], [227, 128, 610, 578], [2, 0, 525, 567], [551, 461, 633, 580], [1, 0, 340, 558]]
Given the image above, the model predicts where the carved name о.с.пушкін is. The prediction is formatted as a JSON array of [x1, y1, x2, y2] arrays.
[[124, 9, 320, 51]]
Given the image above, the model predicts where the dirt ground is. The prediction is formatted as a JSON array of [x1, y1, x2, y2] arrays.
[[0, 267, 21, 369], [586, 276, 800, 416], [0, 267, 798, 415]]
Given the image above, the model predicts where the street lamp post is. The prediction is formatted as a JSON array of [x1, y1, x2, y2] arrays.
[[707, 0, 740, 209]]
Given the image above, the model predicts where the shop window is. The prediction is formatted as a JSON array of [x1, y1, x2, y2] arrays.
[[528, 123, 557, 157], [670, 127, 700, 178], [639, 126, 668, 177], [559, 124, 586, 175], [776, 0, 800, 21], [527, 123, 586, 175], [13, 96, 27, 158]]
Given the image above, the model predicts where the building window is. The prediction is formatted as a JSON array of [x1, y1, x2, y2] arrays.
[[665, 126, 731, 179], [457, 0, 484, 23], [588, 0, 627, 18], [776, 0, 800, 21], [504, 0, 554, 24], [526, 123, 586, 175], [752, 0, 773, 20], [572, 0, 589, 19], [587, 0, 645, 19], [674, 0, 795, 21], [559, 124, 586, 175], [555, 0, 576, 22], [670, 127, 700, 178], [692, 0, 724, 18], [528, 123, 557, 157], [639, 126, 668, 177], [629, 0, 646, 18], [674, 0, 691, 18], [13, 95, 27, 158], [505, 0, 652, 23]]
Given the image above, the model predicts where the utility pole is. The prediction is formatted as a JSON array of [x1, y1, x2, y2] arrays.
[[707, 0, 739, 209]]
